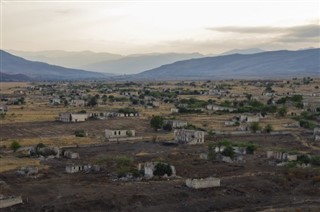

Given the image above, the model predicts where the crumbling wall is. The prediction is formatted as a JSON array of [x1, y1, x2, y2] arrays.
[[186, 177, 220, 189]]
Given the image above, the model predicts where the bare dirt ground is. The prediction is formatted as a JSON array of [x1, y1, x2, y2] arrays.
[[1, 135, 319, 212]]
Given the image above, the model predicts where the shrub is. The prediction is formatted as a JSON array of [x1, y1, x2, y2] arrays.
[[297, 154, 311, 164], [153, 163, 172, 176], [150, 115, 164, 130], [74, 130, 86, 137], [246, 144, 256, 154], [277, 107, 287, 117], [311, 156, 320, 166], [222, 146, 235, 158], [163, 123, 173, 131], [115, 156, 133, 167], [10, 140, 21, 152], [126, 130, 133, 137], [264, 124, 273, 133], [250, 122, 261, 133]]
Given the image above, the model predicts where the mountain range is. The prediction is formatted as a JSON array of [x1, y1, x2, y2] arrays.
[[7, 50, 205, 75], [82, 53, 204, 74], [0, 50, 110, 81], [135, 48, 320, 80], [1, 48, 318, 81]]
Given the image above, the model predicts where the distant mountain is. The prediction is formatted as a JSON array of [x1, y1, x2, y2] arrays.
[[0, 72, 31, 82], [0, 50, 111, 81], [135, 49, 320, 80], [221, 48, 265, 55], [6, 50, 122, 69], [82, 53, 204, 74]]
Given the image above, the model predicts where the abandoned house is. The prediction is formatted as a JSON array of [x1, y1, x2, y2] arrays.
[[65, 164, 100, 174], [105, 129, 136, 138], [266, 151, 298, 162], [164, 120, 188, 128], [49, 98, 62, 105], [137, 162, 176, 179], [59, 112, 88, 122], [0, 105, 8, 114], [70, 99, 86, 107], [314, 128, 320, 141], [63, 151, 80, 159], [207, 104, 236, 112], [240, 114, 260, 123], [170, 108, 179, 113], [174, 129, 205, 144]]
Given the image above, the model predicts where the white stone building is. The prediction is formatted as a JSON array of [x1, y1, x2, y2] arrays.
[[59, 112, 88, 122], [164, 120, 188, 128], [105, 129, 136, 138]]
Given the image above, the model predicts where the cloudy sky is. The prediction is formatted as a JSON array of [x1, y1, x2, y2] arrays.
[[1, 0, 319, 55]]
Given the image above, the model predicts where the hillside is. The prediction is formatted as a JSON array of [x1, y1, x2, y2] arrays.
[[0, 50, 110, 81], [135, 49, 320, 80]]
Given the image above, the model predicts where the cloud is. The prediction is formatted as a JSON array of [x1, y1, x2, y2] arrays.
[[207, 24, 320, 44], [208, 26, 284, 34]]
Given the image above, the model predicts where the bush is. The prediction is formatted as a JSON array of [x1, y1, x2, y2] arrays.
[[153, 163, 172, 176], [162, 123, 173, 131], [222, 146, 235, 158], [311, 156, 320, 166], [115, 156, 133, 167], [126, 130, 133, 137], [250, 122, 261, 133], [246, 144, 256, 154], [264, 124, 273, 133], [297, 154, 311, 164], [74, 130, 86, 137], [150, 115, 164, 130], [10, 140, 21, 152], [277, 107, 287, 117]]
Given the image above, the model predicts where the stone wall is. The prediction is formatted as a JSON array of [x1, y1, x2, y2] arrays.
[[186, 177, 220, 189]]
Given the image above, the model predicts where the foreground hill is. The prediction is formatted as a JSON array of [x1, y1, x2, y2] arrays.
[[0, 50, 110, 81], [136, 49, 320, 80]]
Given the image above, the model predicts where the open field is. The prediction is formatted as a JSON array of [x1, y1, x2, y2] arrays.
[[1, 134, 320, 211]]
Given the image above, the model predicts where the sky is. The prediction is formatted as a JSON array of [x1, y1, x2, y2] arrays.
[[1, 0, 319, 55]]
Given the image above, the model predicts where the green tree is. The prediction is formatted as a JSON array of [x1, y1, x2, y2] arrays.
[[250, 122, 261, 133], [153, 163, 172, 176], [10, 140, 21, 152], [150, 115, 164, 130], [87, 97, 98, 107], [222, 146, 235, 158], [264, 124, 273, 133], [277, 107, 287, 117]]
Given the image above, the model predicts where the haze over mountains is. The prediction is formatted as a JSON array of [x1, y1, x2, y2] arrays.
[[7, 50, 122, 70], [7, 50, 205, 75], [0, 50, 109, 81]]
